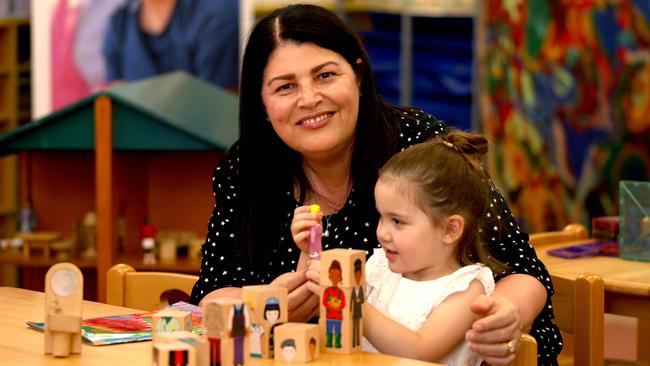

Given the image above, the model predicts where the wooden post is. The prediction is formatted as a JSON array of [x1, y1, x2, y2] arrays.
[[94, 95, 114, 303]]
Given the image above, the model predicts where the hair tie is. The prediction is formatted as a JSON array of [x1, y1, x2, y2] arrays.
[[442, 140, 463, 154]]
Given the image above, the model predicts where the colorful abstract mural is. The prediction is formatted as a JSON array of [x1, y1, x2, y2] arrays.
[[480, 0, 650, 233]]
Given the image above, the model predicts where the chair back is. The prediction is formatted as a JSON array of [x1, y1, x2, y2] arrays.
[[512, 333, 537, 366], [552, 272, 605, 366], [529, 223, 588, 247], [106, 264, 198, 311]]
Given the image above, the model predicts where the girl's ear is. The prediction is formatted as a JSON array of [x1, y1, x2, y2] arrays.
[[442, 214, 465, 245]]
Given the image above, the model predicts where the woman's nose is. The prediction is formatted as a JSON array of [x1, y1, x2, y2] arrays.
[[297, 83, 322, 108]]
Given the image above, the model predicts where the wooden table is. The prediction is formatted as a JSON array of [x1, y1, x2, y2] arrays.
[[0, 287, 438, 365], [537, 241, 650, 361]]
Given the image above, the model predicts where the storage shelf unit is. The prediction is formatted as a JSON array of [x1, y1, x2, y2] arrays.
[[0, 18, 30, 238]]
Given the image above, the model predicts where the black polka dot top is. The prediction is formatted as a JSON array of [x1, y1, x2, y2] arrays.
[[190, 107, 561, 365]]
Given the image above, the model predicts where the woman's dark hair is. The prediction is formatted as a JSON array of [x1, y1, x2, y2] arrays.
[[379, 130, 508, 273], [231, 4, 401, 264]]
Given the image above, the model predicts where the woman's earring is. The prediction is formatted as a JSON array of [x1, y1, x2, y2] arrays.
[[266, 115, 270, 122]]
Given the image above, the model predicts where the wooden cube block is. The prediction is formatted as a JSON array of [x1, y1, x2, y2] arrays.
[[153, 342, 196, 366], [156, 331, 208, 366], [242, 285, 288, 359], [320, 248, 366, 288], [152, 310, 192, 341], [242, 285, 288, 324], [202, 298, 251, 366], [273, 323, 319, 363], [319, 286, 363, 354]]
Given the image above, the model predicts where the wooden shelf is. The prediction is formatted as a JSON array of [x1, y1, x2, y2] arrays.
[[0, 250, 97, 269], [0, 18, 29, 240]]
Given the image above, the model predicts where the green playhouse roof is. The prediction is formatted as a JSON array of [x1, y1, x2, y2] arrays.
[[0, 71, 239, 155]]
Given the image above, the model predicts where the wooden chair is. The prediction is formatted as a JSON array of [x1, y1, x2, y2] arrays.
[[529, 224, 607, 365], [529, 223, 588, 247], [512, 333, 538, 366], [552, 272, 605, 366], [106, 264, 198, 311]]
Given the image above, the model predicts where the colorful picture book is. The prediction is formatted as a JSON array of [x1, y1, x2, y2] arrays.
[[27, 301, 203, 346]]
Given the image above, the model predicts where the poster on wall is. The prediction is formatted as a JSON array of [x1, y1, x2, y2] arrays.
[[479, 0, 650, 233], [33, 0, 125, 116]]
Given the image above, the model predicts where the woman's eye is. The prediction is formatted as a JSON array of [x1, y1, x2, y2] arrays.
[[276, 83, 293, 92], [392, 218, 401, 226], [318, 72, 335, 79]]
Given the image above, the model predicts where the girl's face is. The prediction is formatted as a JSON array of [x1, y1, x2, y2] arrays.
[[374, 175, 454, 281], [261, 42, 360, 162], [265, 309, 280, 323]]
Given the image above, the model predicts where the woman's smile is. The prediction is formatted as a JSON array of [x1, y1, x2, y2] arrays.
[[298, 111, 334, 128]]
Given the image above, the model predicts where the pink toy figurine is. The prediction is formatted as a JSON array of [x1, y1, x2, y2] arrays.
[[309, 205, 322, 259]]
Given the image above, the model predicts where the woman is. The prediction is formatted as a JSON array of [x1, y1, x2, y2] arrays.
[[190, 4, 560, 365]]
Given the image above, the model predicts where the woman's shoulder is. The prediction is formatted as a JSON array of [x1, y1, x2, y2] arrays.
[[390, 107, 447, 150]]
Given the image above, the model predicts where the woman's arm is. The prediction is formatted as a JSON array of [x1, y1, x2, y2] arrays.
[[364, 280, 484, 362], [466, 274, 546, 365], [468, 174, 559, 364]]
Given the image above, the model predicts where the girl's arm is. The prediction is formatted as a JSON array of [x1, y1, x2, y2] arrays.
[[364, 279, 484, 362]]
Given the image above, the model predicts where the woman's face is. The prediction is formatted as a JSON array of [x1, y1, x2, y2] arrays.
[[261, 42, 360, 161]]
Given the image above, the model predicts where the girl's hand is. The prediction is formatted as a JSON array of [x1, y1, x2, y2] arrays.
[[271, 269, 319, 322], [305, 259, 321, 296], [466, 295, 522, 366], [291, 205, 322, 253]]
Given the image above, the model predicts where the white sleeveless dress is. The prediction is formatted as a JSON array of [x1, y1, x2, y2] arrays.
[[362, 248, 495, 366]]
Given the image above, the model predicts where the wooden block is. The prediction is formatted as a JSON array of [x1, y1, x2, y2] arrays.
[[152, 310, 192, 341], [273, 323, 319, 363], [242, 285, 288, 324], [241, 285, 288, 359], [153, 342, 196, 366], [320, 248, 366, 288], [44, 262, 83, 357], [319, 286, 362, 354], [156, 331, 208, 366], [202, 298, 251, 366]]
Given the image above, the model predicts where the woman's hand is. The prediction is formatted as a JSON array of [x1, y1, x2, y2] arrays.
[[466, 295, 522, 366], [271, 269, 319, 322], [290, 205, 321, 253]]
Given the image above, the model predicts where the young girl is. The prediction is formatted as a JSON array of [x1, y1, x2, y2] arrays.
[[292, 131, 507, 364]]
